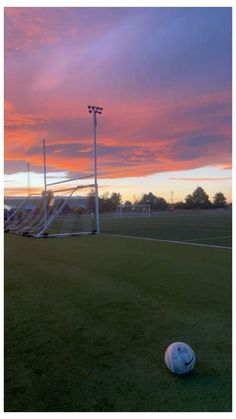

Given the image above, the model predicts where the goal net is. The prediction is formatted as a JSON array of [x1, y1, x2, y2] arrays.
[[4, 193, 47, 234], [115, 204, 151, 218], [4, 182, 97, 238], [39, 184, 96, 237]]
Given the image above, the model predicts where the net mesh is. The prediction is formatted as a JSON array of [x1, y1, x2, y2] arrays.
[[5, 184, 96, 237], [43, 185, 96, 237]]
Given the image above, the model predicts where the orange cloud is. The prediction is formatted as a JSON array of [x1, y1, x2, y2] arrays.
[[4, 186, 43, 196], [4, 10, 231, 181], [170, 177, 231, 181], [4, 100, 14, 112]]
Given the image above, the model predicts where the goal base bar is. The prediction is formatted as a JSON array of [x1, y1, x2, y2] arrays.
[[34, 231, 97, 238], [5, 230, 97, 238]]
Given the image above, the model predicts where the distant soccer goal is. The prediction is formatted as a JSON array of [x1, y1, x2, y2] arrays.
[[115, 204, 151, 218]]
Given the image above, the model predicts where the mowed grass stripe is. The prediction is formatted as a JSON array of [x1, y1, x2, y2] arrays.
[[4, 234, 231, 412]]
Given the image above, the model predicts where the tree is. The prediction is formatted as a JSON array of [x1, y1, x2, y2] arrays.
[[110, 192, 122, 209], [139, 192, 156, 207], [154, 197, 168, 210], [99, 192, 113, 213], [174, 201, 186, 209], [185, 194, 195, 209], [138, 192, 168, 210], [185, 186, 211, 209], [213, 192, 227, 208], [99, 192, 122, 213]]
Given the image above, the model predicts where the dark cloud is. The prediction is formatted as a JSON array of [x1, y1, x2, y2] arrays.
[[4, 159, 41, 174], [168, 133, 231, 161]]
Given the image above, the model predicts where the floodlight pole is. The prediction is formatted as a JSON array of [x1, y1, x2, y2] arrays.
[[27, 162, 31, 195], [43, 139, 47, 227], [92, 111, 99, 233], [88, 105, 103, 234]]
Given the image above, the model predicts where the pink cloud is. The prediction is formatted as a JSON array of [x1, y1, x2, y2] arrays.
[[4, 8, 231, 183], [4, 88, 231, 178], [4, 8, 61, 52]]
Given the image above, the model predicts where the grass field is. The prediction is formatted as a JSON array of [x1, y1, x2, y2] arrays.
[[100, 211, 232, 248], [4, 218, 232, 411], [49, 210, 232, 248]]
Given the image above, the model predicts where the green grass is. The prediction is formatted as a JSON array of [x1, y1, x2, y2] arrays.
[[4, 233, 231, 412], [49, 211, 232, 248], [100, 211, 232, 248]]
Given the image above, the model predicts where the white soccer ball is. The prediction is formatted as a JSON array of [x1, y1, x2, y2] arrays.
[[164, 342, 196, 375]]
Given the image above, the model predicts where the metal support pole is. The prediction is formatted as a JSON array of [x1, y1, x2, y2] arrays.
[[43, 139, 47, 227], [92, 110, 100, 234], [27, 162, 31, 195], [88, 105, 103, 234]]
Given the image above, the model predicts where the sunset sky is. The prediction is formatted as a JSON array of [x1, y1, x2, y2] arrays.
[[4, 7, 232, 202]]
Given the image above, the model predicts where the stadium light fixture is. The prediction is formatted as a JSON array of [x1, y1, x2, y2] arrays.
[[88, 105, 103, 234]]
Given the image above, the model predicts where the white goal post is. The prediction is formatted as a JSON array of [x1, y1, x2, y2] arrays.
[[4, 180, 97, 238], [5, 106, 103, 238], [115, 204, 151, 217]]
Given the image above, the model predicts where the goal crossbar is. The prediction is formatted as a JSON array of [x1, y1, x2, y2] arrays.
[[46, 174, 94, 187], [50, 184, 94, 194]]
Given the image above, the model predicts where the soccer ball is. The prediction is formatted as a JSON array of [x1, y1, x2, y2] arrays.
[[164, 342, 196, 375]]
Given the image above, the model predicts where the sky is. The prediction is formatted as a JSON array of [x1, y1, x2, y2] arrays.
[[4, 7, 232, 202]]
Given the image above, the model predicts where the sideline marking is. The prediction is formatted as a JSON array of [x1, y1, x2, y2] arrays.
[[184, 235, 232, 242], [101, 234, 232, 250]]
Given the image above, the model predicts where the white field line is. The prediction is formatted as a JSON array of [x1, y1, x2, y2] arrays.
[[184, 235, 232, 242], [101, 234, 232, 250]]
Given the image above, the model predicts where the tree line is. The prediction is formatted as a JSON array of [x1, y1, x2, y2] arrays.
[[93, 187, 230, 213]]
